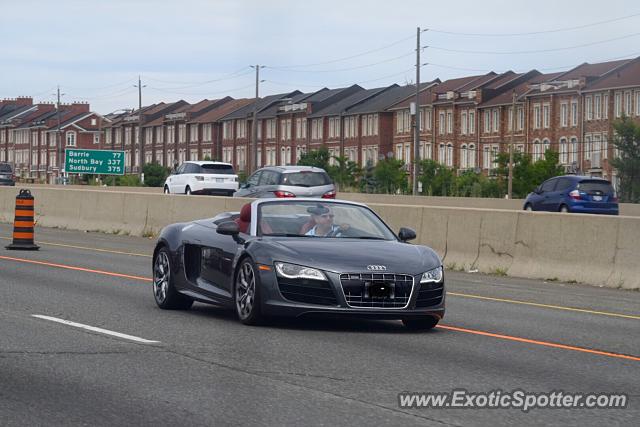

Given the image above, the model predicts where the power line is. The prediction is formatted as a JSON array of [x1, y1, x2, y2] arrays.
[[144, 67, 251, 85], [263, 68, 416, 90], [267, 52, 415, 73], [425, 12, 640, 37], [426, 32, 640, 55], [64, 78, 137, 92], [268, 34, 415, 69], [146, 83, 255, 96], [147, 69, 254, 91]]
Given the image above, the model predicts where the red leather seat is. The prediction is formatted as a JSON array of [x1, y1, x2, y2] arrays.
[[299, 218, 316, 234], [235, 203, 252, 234]]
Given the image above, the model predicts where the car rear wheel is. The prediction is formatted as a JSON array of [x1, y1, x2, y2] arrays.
[[402, 316, 439, 331], [559, 205, 569, 213], [153, 247, 193, 310], [164, 186, 170, 194], [185, 186, 192, 195], [524, 204, 533, 211], [234, 258, 264, 325]]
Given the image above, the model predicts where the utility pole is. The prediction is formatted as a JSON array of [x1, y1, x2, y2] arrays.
[[250, 65, 264, 175], [508, 90, 516, 199], [412, 27, 421, 196], [56, 85, 65, 183], [134, 75, 146, 179]]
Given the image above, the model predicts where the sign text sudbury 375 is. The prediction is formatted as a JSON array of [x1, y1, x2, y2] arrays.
[[64, 149, 125, 175]]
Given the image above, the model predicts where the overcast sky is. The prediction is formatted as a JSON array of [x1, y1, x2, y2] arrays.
[[1, 0, 639, 114]]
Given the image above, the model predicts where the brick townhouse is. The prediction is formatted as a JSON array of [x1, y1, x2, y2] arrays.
[[253, 85, 363, 167], [0, 97, 105, 182], [580, 56, 640, 183], [307, 84, 416, 167], [219, 91, 301, 172], [522, 59, 631, 179], [187, 98, 254, 164]]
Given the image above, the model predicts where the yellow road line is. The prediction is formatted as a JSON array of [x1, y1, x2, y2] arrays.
[[0, 236, 150, 258], [448, 292, 640, 320]]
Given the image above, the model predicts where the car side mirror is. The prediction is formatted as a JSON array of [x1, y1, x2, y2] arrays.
[[217, 221, 240, 236], [534, 186, 542, 194], [398, 227, 416, 242]]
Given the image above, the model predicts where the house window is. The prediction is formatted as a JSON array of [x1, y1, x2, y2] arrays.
[[585, 96, 593, 120], [559, 138, 568, 164], [533, 104, 541, 129], [178, 124, 186, 142], [468, 144, 476, 168], [492, 109, 499, 132], [542, 104, 550, 128], [203, 124, 212, 142], [438, 143, 445, 164], [156, 126, 164, 144], [223, 122, 233, 140], [446, 143, 453, 167], [461, 111, 467, 135], [584, 135, 592, 161], [614, 92, 622, 118], [517, 107, 524, 131], [483, 110, 491, 133], [594, 94, 601, 120], [560, 103, 568, 127], [571, 101, 578, 126], [190, 124, 198, 142], [395, 143, 403, 161], [438, 113, 445, 135], [569, 137, 578, 164], [93, 134, 100, 144], [483, 146, 490, 169], [507, 107, 513, 132], [468, 111, 475, 134], [542, 139, 550, 158], [635, 92, 640, 117], [624, 91, 632, 116], [446, 111, 453, 134], [91, 118, 97, 126], [66, 131, 76, 147], [604, 94, 609, 117], [311, 119, 323, 140]]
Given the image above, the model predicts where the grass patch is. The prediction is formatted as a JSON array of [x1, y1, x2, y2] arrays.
[[491, 267, 508, 277]]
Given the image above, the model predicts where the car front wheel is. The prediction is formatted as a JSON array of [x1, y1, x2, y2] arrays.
[[234, 258, 264, 325], [402, 316, 439, 331], [153, 247, 193, 310], [164, 186, 170, 194], [185, 186, 192, 195], [559, 205, 569, 213], [524, 204, 533, 211]]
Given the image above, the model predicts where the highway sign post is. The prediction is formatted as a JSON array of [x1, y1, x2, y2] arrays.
[[64, 149, 125, 175]]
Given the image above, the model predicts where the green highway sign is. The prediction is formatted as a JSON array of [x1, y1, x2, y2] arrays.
[[65, 149, 125, 175]]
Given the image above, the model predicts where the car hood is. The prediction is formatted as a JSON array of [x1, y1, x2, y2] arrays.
[[255, 238, 441, 275]]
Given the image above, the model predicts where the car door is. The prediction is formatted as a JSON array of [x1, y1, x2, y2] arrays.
[[539, 178, 559, 211], [257, 170, 280, 197], [553, 178, 574, 209], [235, 170, 262, 197], [183, 163, 200, 192], [199, 219, 242, 300], [167, 164, 185, 193]]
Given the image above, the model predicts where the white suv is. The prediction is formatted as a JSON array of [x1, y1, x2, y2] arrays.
[[163, 161, 239, 196]]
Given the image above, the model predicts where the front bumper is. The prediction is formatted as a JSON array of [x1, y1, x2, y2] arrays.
[[258, 269, 445, 320]]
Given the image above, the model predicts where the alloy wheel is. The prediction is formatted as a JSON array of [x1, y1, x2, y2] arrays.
[[236, 262, 256, 320], [153, 251, 170, 304]]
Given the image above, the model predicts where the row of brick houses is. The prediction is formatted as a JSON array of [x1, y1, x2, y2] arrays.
[[2, 56, 640, 186]]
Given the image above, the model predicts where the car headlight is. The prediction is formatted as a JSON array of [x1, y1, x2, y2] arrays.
[[274, 262, 327, 281], [420, 266, 443, 283]]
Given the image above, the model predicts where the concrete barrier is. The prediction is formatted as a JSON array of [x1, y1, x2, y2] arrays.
[[1, 186, 638, 289]]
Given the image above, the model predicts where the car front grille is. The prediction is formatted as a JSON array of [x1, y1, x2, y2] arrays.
[[339, 273, 414, 309], [277, 278, 338, 306], [415, 281, 444, 308]]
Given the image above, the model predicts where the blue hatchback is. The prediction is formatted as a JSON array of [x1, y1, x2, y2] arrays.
[[523, 175, 619, 215]]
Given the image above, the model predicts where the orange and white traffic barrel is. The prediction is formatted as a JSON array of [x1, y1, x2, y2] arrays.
[[5, 189, 39, 250]]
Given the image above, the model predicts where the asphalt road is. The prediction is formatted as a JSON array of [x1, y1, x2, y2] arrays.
[[1, 223, 638, 426]]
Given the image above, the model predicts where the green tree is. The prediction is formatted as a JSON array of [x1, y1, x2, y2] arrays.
[[417, 159, 455, 196], [495, 149, 563, 198], [327, 155, 361, 190], [203, 154, 212, 161], [359, 160, 378, 193], [373, 158, 408, 194], [610, 116, 640, 202], [143, 162, 171, 187], [297, 147, 330, 170]]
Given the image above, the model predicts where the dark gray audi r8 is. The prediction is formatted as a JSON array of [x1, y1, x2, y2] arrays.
[[152, 199, 445, 330]]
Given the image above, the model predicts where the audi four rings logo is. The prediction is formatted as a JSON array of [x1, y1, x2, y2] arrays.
[[367, 265, 387, 271]]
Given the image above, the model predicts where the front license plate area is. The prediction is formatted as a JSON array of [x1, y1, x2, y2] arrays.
[[365, 281, 394, 299]]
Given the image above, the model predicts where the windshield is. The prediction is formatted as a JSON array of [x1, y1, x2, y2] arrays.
[[258, 201, 397, 240], [280, 171, 331, 187], [200, 164, 235, 174]]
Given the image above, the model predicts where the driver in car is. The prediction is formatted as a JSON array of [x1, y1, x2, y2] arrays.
[[305, 204, 349, 237]]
